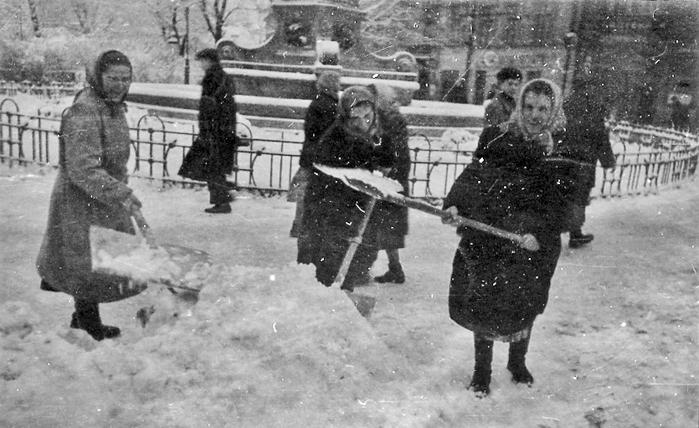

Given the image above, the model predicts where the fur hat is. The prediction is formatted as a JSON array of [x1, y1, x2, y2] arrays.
[[496, 67, 522, 82], [195, 48, 220, 63]]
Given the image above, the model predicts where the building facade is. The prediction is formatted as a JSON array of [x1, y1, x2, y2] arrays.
[[363, 0, 697, 128]]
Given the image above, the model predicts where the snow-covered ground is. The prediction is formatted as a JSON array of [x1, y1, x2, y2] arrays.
[[0, 164, 697, 428]]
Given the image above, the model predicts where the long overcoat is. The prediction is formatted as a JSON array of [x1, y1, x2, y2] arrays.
[[299, 91, 338, 169], [297, 122, 397, 286], [445, 126, 576, 336], [558, 81, 616, 205], [372, 108, 411, 249], [36, 88, 145, 302], [199, 66, 237, 178]]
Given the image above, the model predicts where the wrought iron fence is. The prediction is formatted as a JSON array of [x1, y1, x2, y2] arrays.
[[1, 97, 697, 200]]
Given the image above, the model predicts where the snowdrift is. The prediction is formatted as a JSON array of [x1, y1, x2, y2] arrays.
[[0, 264, 423, 427]]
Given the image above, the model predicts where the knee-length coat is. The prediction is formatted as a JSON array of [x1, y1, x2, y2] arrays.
[[557, 80, 616, 205], [180, 65, 237, 182], [372, 108, 411, 249], [445, 126, 576, 336], [199, 65, 237, 178], [36, 88, 145, 302]]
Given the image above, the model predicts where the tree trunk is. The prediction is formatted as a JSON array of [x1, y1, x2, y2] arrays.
[[27, 0, 41, 37]]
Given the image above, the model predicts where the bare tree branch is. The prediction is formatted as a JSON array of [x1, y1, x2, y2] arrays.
[[199, 0, 217, 41], [199, 0, 234, 42]]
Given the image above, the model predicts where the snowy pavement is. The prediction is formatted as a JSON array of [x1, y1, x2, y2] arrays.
[[1, 165, 697, 427]]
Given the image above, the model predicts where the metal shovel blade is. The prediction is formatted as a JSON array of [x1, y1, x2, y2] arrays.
[[345, 291, 377, 318], [90, 225, 211, 293]]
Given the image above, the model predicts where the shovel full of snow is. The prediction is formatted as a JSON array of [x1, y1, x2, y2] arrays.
[[314, 164, 539, 252], [90, 213, 212, 295]]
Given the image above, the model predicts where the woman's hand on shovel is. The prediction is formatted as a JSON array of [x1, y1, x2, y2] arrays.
[[441, 206, 460, 226], [131, 208, 156, 247]]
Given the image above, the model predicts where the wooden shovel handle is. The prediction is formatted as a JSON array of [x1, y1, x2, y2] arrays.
[[395, 196, 539, 252], [130, 209, 156, 246], [332, 197, 378, 288]]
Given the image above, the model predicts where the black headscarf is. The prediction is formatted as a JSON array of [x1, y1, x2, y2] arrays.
[[338, 85, 379, 140]]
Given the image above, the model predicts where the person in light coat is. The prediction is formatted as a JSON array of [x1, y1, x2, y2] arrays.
[[36, 50, 148, 341]]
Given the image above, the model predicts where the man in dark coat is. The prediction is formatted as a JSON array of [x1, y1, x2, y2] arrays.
[[444, 79, 576, 397], [368, 83, 411, 284], [483, 67, 522, 127], [36, 50, 148, 341], [289, 70, 341, 237], [297, 86, 400, 291], [558, 68, 616, 248], [195, 48, 237, 214]]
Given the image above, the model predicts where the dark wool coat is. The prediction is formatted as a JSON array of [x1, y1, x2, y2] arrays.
[[297, 122, 397, 286], [198, 65, 237, 177], [445, 126, 576, 336], [36, 88, 145, 302], [558, 81, 616, 205], [299, 91, 338, 169], [484, 91, 516, 127], [372, 108, 411, 249]]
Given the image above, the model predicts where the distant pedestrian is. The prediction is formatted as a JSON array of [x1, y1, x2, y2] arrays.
[[297, 86, 402, 290], [368, 83, 411, 284], [558, 65, 616, 248], [289, 70, 341, 237], [668, 82, 695, 132], [443, 79, 576, 397], [195, 48, 238, 214], [482, 83, 498, 108], [483, 67, 522, 128], [36, 50, 148, 341]]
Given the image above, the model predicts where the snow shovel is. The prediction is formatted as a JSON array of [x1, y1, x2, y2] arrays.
[[90, 215, 212, 294], [314, 164, 539, 252], [313, 166, 378, 318]]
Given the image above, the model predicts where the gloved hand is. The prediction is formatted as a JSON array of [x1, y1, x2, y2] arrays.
[[442, 206, 460, 225], [123, 193, 142, 215], [131, 208, 155, 246]]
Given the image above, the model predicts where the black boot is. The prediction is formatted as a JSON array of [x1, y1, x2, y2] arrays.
[[469, 336, 493, 397], [374, 262, 405, 284], [507, 336, 534, 386], [569, 230, 594, 248], [70, 299, 120, 341], [205, 203, 231, 214]]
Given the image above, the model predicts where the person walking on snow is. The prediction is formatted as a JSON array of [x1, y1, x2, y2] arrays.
[[195, 48, 238, 214], [558, 57, 616, 248], [36, 50, 149, 341], [443, 79, 577, 397]]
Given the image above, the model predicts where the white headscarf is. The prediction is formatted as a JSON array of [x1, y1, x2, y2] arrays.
[[501, 78, 566, 154]]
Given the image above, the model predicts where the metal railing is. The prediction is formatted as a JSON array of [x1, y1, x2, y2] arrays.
[[1, 98, 697, 200]]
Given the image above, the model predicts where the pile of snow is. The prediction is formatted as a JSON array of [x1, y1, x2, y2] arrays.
[[440, 127, 482, 152], [0, 263, 424, 427]]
